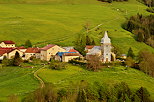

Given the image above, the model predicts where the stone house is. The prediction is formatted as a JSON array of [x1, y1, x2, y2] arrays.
[[0, 48, 23, 60], [24, 48, 40, 60], [85, 45, 94, 53], [0, 41, 16, 48], [62, 53, 82, 62], [40, 44, 66, 61], [55, 48, 81, 62]]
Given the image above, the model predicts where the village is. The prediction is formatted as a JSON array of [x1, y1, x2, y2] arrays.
[[0, 31, 126, 63]]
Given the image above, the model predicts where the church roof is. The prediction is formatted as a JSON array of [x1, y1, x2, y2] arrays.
[[101, 31, 111, 44], [87, 46, 101, 55]]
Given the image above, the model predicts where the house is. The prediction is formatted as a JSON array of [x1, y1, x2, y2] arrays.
[[0, 48, 23, 60], [62, 53, 82, 62], [40, 44, 66, 61], [86, 31, 116, 63], [0, 41, 16, 48], [24, 48, 40, 60], [85, 45, 94, 53], [55, 47, 81, 62], [17, 46, 27, 53]]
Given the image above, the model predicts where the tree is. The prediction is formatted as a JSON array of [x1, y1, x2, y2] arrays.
[[7, 95, 19, 102], [76, 89, 87, 102], [86, 55, 101, 71], [49, 60, 66, 70], [12, 52, 23, 66], [25, 40, 32, 48], [138, 50, 154, 77], [136, 87, 151, 102], [127, 47, 135, 59], [86, 35, 91, 45], [2, 57, 13, 66], [137, 31, 144, 42], [125, 57, 135, 68]]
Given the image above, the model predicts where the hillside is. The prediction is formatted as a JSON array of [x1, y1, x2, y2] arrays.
[[0, 0, 153, 54], [0, 0, 100, 4], [0, 66, 39, 101], [38, 64, 154, 100]]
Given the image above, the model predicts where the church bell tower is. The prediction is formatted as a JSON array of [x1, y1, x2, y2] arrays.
[[101, 31, 111, 63]]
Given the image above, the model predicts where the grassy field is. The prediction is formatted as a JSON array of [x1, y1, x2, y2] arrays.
[[0, 0, 153, 54], [0, 66, 39, 101], [38, 64, 154, 100]]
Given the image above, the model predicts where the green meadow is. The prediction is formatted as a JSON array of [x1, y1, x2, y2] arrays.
[[38, 64, 154, 100], [0, 66, 39, 101], [0, 0, 154, 101], [0, 0, 153, 54]]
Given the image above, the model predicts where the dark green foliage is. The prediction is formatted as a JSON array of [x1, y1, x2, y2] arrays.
[[23, 82, 153, 102], [76, 89, 87, 102], [25, 40, 32, 48], [124, 14, 154, 48], [127, 47, 135, 59], [142, 0, 154, 7], [146, 7, 154, 13], [137, 31, 145, 42], [49, 60, 66, 70], [12, 52, 23, 66], [2, 57, 13, 66], [138, 50, 154, 77], [136, 87, 151, 102], [114, 82, 132, 101], [131, 94, 142, 102], [24, 84, 57, 102], [74, 33, 86, 56], [57, 88, 67, 102], [74, 31, 95, 56], [98, 0, 128, 3]]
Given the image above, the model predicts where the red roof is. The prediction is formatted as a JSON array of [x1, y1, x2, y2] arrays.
[[41, 44, 56, 51], [63, 53, 81, 56], [0, 48, 15, 56], [2, 41, 15, 44], [17, 46, 26, 49], [86, 45, 94, 49], [25, 48, 40, 53], [69, 49, 79, 53]]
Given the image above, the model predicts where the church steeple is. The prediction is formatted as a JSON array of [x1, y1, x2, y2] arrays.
[[101, 31, 111, 63], [101, 31, 111, 44]]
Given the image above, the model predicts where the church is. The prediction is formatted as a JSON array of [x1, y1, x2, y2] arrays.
[[85, 31, 116, 63]]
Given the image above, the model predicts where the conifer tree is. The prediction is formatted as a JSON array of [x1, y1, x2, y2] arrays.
[[136, 87, 151, 102], [76, 89, 87, 102], [127, 47, 135, 59], [137, 32, 144, 42], [25, 40, 32, 48], [13, 52, 22, 66]]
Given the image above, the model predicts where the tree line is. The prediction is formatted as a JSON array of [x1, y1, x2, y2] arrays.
[[125, 47, 154, 78], [98, 0, 128, 3], [141, 0, 154, 7], [123, 14, 154, 48], [8, 81, 153, 102]]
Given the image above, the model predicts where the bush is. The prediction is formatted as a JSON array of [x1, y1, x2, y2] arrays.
[[49, 60, 66, 70], [146, 7, 154, 13]]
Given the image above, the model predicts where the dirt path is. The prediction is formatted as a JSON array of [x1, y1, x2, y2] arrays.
[[34, 67, 45, 88]]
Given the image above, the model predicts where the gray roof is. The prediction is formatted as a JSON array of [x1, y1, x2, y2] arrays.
[[87, 46, 101, 55]]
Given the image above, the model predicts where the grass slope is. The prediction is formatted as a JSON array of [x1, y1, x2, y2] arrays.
[[38, 64, 154, 100], [0, 0, 153, 54], [0, 66, 39, 101]]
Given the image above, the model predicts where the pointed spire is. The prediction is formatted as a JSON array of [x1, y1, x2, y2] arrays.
[[101, 31, 111, 44], [104, 31, 109, 38]]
